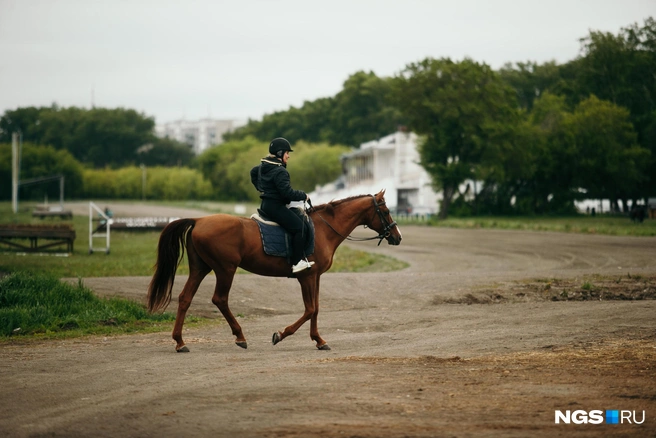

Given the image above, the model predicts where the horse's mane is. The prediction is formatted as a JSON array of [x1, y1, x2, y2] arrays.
[[310, 194, 372, 213]]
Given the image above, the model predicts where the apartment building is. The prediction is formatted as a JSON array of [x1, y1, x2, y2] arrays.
[[155, 118, 246, 155]]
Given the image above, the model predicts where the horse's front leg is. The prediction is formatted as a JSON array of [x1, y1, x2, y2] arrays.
[[310, 275, 329, 350], [272, 275, 317, 347]]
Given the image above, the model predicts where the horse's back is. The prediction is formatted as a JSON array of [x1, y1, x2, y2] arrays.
[[191, 214, 251, 241], [190, 214, 262, 263]]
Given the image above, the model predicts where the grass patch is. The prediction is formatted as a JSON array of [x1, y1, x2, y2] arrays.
[[0, 271, 185, 339], [331, 245, 409, 272], [429, 215, 656, 236]]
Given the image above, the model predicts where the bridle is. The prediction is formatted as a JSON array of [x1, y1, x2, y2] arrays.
[[309, 195, 398, 246]]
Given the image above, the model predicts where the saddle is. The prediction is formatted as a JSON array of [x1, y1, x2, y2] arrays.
[[250, 207, 314, 261]]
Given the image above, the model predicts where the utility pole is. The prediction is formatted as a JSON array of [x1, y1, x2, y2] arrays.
[[12, 132, 18, 213]]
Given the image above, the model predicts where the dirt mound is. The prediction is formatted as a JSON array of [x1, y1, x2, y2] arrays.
[[432, 275, 656, 304]]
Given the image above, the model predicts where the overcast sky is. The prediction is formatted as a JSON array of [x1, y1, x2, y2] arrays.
[[1, 0, 654, 125]]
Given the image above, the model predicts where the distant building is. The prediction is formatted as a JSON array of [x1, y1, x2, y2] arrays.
[[155, 118, 246, 155], [310, 131, 441, 215]]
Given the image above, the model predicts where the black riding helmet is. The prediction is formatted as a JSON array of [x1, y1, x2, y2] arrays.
[[269, 137, 293, 158]]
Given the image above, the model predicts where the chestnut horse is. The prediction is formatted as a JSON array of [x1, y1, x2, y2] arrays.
[[147, 190, 402, 352]]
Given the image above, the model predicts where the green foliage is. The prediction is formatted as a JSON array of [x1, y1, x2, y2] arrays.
[[329, 71, 404, 146], [225, 100, 335, 144], [197, 136, 263, 201], [0, 106, 160, 167], [574, 17, 656, 196], [137, 137, 195, 167], [225, 71, 401, 147], [498, 61, 565, 111], [287, 142, 351, 193], [81, 166, 213, 200], [568, 96, 647, 200], [0, 142, 85, 200], [0, 271, 175, 337], [392, 57, 522, 218], [197, 137, 352, 201], [514, 93, 649, 213], [145, 167, 213, 200]]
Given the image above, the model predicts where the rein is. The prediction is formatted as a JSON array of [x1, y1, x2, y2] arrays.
[[308, 195, 397, 246]]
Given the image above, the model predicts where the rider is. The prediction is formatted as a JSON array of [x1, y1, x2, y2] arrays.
[[250, 137, 314, 274]]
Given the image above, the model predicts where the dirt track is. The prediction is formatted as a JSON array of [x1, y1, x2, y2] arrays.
[[1, 205, 656, 437]]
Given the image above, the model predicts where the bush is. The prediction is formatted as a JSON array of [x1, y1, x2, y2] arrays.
[[81, 166, 213, 200]]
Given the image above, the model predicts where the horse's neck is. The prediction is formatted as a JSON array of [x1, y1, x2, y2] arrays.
[[342, 199, 371, 233], [316, 198, 370, 245]]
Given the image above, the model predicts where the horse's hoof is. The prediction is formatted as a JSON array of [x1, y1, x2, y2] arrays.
[[317, 344, 331, 351], [236, 341, 248, 349], [176, 346, 190, 353], [272, 332, 281, 345]]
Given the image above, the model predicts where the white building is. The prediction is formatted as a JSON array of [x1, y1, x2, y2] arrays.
[[310, 131, 441, 215], [155, 118, 246, 155]]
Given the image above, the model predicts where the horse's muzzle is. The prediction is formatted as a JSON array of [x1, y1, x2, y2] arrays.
[[386, 232, 402, 245]]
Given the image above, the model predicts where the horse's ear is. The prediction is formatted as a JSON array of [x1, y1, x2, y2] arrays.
[[377, 189, 386, 199]]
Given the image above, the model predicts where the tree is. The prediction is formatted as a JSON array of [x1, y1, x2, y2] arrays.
[[287, 141, 351, 193], [567, 96, 648, 210], [136, 138, 195, 167], [522, 93, 648, 213], [498, 61, 564, 111], [224, 99, 336, 145], [197, 137, 263, 201], [0, 142, 84, 200], [329, 71, 403, 146], [392, 57, 521, 219], [225, 71, 402, 147], [0, 105, 53, 144], [575, 17, 656, 197], [0, 106, 157, 167]]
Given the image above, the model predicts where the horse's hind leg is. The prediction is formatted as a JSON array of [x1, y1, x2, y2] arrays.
[[211, 267, 247, 349], [172, 245, 210, 352], [310, 276, 329, 350]]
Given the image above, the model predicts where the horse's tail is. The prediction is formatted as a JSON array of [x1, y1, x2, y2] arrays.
[[147, 218, 196, 313]]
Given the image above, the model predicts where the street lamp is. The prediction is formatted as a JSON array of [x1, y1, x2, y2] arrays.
[[140, 164, 146, 201]]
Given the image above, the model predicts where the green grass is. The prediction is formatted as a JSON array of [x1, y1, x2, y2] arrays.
[[0, 203, 165, 277], [0, 271, 186, 339], [426, 215, 656, 237]]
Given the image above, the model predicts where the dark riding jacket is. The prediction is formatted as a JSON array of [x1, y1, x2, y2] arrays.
[[250, 156, 306, 204]]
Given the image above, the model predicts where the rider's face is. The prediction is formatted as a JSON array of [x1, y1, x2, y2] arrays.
[[282, 151, 290, 164]]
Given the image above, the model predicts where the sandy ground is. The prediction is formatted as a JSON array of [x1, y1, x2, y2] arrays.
[[1, 204, 655, 437]]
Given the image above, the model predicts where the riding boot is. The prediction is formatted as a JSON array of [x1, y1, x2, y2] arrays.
[[291, 232, 304, 266], [290, 232, 314, 273]]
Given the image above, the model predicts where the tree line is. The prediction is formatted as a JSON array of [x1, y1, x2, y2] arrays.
[[0, 17, 653, 217], [227, 17, 655, 217]]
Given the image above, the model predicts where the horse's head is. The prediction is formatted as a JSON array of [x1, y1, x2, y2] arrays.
[[367, 190, 402, 246]]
